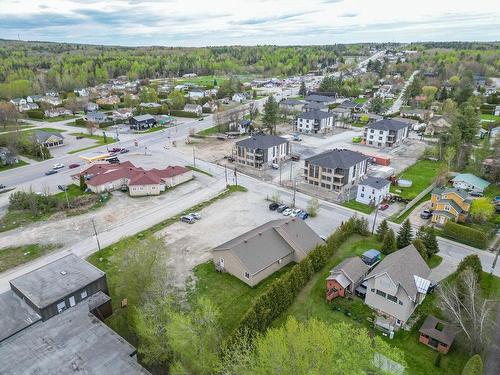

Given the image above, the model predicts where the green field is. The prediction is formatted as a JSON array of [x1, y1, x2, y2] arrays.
[[0, 159, 28, 172], [197, 126, 220, 136], [391, 159, 444, 200], [480, 113, 500, 122], [174, 75, 228, 88], [0, 243, 62, 273], [342, 199, 375, 214]]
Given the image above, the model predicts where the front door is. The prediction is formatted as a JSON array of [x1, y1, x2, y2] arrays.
[[439, 215, 446, 225], [219, 258, 225, 268], [69, 296, 76, 307]]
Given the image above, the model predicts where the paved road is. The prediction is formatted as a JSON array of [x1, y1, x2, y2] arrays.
[[386, 70, 419, 115]]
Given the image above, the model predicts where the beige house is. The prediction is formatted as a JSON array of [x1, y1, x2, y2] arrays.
[[364, 245, 431, 331], [212, 218, 323, 287]]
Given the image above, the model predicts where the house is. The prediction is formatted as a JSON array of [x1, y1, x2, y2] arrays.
[[232, 93, 246, 103], [0, 147, 18, 166], [430, 187, 472, 225], [86, 111, 108, 124], [40, 96, 62, 106], [139, 102, 161, 109], [303, 101, 328, 112], [188, 88, 205, 99], [19, 102, 39, 112], [364, 245, 431, 331], [400, 108, 433, 121], [356, 176, 390, 205], [8, 254, 109, 321], [304, 149, 369, 192], [425, 116, 451, 136], [9, 98, 27, 107], [304, 94, 336, 105], [112, 108, 134, 121], [183, 103, 202, 116], [45, 91, 59, 97], [34, 130, 64, 148], [85, 102, 99, 112], [419, 315, 456, 354], [129, 114, 157, 130], [230, 119, 251, 134], [96, 95, 120, 107], [326, 257, 369, 301], [235, 135, 290, 168], [212, 218, 323, 287], [331, 107, 352, 127], [75, 161, 192, 196], [495, 105, 500, 117], [74, 88, 89, 97], [280, 98, 304, 112], [44, 107, 72, 118], [157, 115, 175, 126], [451, 173, 490, 193], [338, 99, 361, 111], [363, 119, 411, 148], [296, 110, 334, 134], [26, 95, 43, 103], [202, 101, 218, 113]]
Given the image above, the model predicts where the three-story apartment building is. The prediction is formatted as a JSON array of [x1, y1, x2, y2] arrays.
[[363, 119, 411, 148], [234, 135, 290, 169]]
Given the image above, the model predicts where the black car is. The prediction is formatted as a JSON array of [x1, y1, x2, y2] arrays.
[[45, 170, 58, 176], [269, 202, 279, 211], [120, 148, 129, 154], [57, 185, 68, 191], [470, 191, 483, 197], [420, 209, 432, 219], [277, 204, 288, 213]]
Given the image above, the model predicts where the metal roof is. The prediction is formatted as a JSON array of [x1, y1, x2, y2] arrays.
[[367, 119, 411, 131], [236, 135, 288, 150], [306, 149, 368, 170]]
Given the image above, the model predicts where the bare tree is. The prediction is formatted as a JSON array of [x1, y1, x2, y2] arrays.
[[437, 269, 495, 354], [86, 121, 96, 136], [0, 102, 18, 130]]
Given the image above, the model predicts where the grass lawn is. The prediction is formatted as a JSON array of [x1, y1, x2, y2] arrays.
[[342, 199, 375, 214], [354, 98, 368, 104], [197, 126, 220, 136], [189, 261, 294, 336], [46, 115, 77, 122], [351, 121, 367, 128], [185, 165, 213, 177], [0, 159, 28, 172], [0, 243, 62, 273], [390, 160, 444, 200], [174, 75, 228, 88], [427, 254, 443, 269], [67, 132, 116, 154], [0, 123, 34, 132], [480, 114, 499, 122]]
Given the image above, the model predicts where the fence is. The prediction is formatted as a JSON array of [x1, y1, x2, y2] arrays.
[[395, 182, 436, 219]]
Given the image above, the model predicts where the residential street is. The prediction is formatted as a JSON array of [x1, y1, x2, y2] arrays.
[[386, 70, 419, 114]]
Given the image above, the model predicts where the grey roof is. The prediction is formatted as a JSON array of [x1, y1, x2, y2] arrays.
[[328, 257, 369, 284], [0, 291, 41, 343], [360, 176, 390, 190], [184, 104, 201, 110], [331, 107, 351, 113], [132, 114, 155, 122], [432, 187, 470, 201], [306, 149, 368, 170], [419, 315, 457, 346], [437, 199, 463, 214], [87, 111, 107, 121], [304, 102, 327, 110], [0, 297, 150, 375], [366, 245, 431, 300], [34, 130, 64, 143], [297, 110, 333, 120], [305, 94, 335, 103], [432, 210, 456, 220], [213, 218, 323, 275], [367, 119, 411, 131], [339, 100, 358, 109], [236, 135, 288, 150], [281, 98, 303, 106], [9, 254, 105, 309]]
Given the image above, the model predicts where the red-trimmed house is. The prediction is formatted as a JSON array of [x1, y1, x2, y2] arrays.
[[326, 257, 369, 301]]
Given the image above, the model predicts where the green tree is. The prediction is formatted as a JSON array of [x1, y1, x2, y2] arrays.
[[220, 317, 406, 375], [462, 354, 483, 375], [79, 174, 87, 191], [413, 238, 428, 260], [306, 198, 320, 217], [381, 228, 397, 254], [262, 95, 279, 135], [298, 80, 307, 97], [457, 255, 482, 282], [416, 227, 439, 258], [376, 219, 389, 242], [397, 219, 413, 249], [470, 198, 495, 223], [139, 87, 159, 103], [370, 96, 384, 114], [168, 90, 186, 110]]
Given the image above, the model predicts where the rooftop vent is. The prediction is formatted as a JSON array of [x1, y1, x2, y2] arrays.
[[60, 271, 67, 276]]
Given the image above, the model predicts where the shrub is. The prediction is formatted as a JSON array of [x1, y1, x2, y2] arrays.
[[75, 118, 87, 126], [457, 255, 482, 281], [170, 110, 199, 118], [462, 354, 483, 375], [376, 220, 389, 242], [381, 229, 397, 254], [26, 109, 44, 119], [442, 222, 488, 249], [307, 198, 320, 217]]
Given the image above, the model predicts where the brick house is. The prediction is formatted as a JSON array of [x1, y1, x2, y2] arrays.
[[326, 257, 369, 301]]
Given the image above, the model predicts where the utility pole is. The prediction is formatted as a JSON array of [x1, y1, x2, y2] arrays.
[[92, 219, 101, 252], [234, 167, 238, 186], [292, 178, 297, 208], [224, 165, 228, 187], [64, 188, 70, 209], [371, 205, 379, 234], [279, 161, 282, 185], [193, 147, 196, 168], [490, 238, 500, 275]]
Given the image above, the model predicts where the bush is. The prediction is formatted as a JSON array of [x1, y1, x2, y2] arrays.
[[202, 107, 213, 114], [462, 354, 483, 375], [26, 109, 45, 119], [170, 110, 199, 118], [457, 255, 482, 281], [307, 198, 320, 217], [442, 222, 488, 249], [381, 229, 397, 254], [75, 118, 87, 126]]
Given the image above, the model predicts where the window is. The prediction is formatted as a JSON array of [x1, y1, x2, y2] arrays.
[[398, 301, 403, 306], [352, 165, 356, 178], [244, 272, 250, 279], [387, 294, 398, 303], [379, 130, 383, 135], [445, 205, 450, 212], [371, 288, 375, 292], [378, 136, 382, 141], [360, 193, 364, 198], [376, 289, 386, 298], [81, 290, 88, 299], [361, 186, 365, 191]]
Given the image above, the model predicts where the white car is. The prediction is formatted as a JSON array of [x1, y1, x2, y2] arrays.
[[52, 163, 65, 169], [290, 208, 302, 217], [163, 144, 171, 149], [282, 208, 293, 216], [189, 212, 201, 220]]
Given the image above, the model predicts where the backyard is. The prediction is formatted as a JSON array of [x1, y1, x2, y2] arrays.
[[390, 159, 444, 200]]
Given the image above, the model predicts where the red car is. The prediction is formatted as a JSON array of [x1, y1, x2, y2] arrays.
[[68, 163, 80, 169], [379, 203, 389, 211], [110, 147, 122, 153]]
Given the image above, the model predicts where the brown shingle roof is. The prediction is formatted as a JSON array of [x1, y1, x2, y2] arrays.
[[419, 315, 456, 346]]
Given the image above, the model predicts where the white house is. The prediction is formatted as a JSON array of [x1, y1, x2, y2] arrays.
[[183, 104, 202, 116], [232, 93, 246, 103], [188, 88, 205, 99], [40, 96, 63, 106], [296, 110, 334, 134], [363, 119, 411, 148], [356, 177, 390, 205], [10, 98, 27, 107], [451, 173, 490, 193], [74, 88, 89, 97]]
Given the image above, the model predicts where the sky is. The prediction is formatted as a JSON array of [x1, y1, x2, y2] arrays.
[[0, 0, 499, 46]]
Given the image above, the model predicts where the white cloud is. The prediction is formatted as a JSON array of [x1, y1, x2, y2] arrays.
[[0, 0, 498, 46]]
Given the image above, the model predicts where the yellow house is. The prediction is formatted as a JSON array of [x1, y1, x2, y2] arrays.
[[430, 188, 472, 226]]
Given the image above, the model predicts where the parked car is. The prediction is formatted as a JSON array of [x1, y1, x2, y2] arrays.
[[57, 185, 68, 191], [282, 208, 293, 216], [269, 202, 279, 211], [45, 170, 58, 176], [120, 185, 128, 192], [271, 163, 279, 169], [68, 163, 80, 169], [290, 208, 302, 217], [355, 281, 367, 298], [420, 209, 432, 219], [164, 144, 171, 149], [379, 203, 389, 211], [277, 204, 288, 213], [76, 135, 84, 139], [180, 215, 196, 224], [298, 211, 309, 220], [470, 191, 483, 197], [0, 184, 6, 189], [109, 147, 122, 153], [52, 163, 65, 169], [120, 148, 129, 154], [189, 212, 201, 220]]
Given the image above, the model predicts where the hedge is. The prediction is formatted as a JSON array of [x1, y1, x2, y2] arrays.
[[170, 110, 199, 118], [75, 118, 87, 126], [231, 216, 369, 338], [442, 221, 488, 249], [26, 110, 45, 119]]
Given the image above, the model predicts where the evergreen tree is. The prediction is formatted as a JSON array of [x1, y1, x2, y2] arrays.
[[79, 174, 87, 191], [397, 219, 413, 249], [213, 79, 218, 87], [381, 229, 397, 255], [299, 81, 307, 97], [376, 219, 389, 242], [417, 227, 439, 258], [262, 95, 279, 135], [413, 238, 427, 260]]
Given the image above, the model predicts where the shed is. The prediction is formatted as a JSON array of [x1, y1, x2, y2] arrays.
[[419, 315, 456, 354], [361, 249, 381, 266]]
